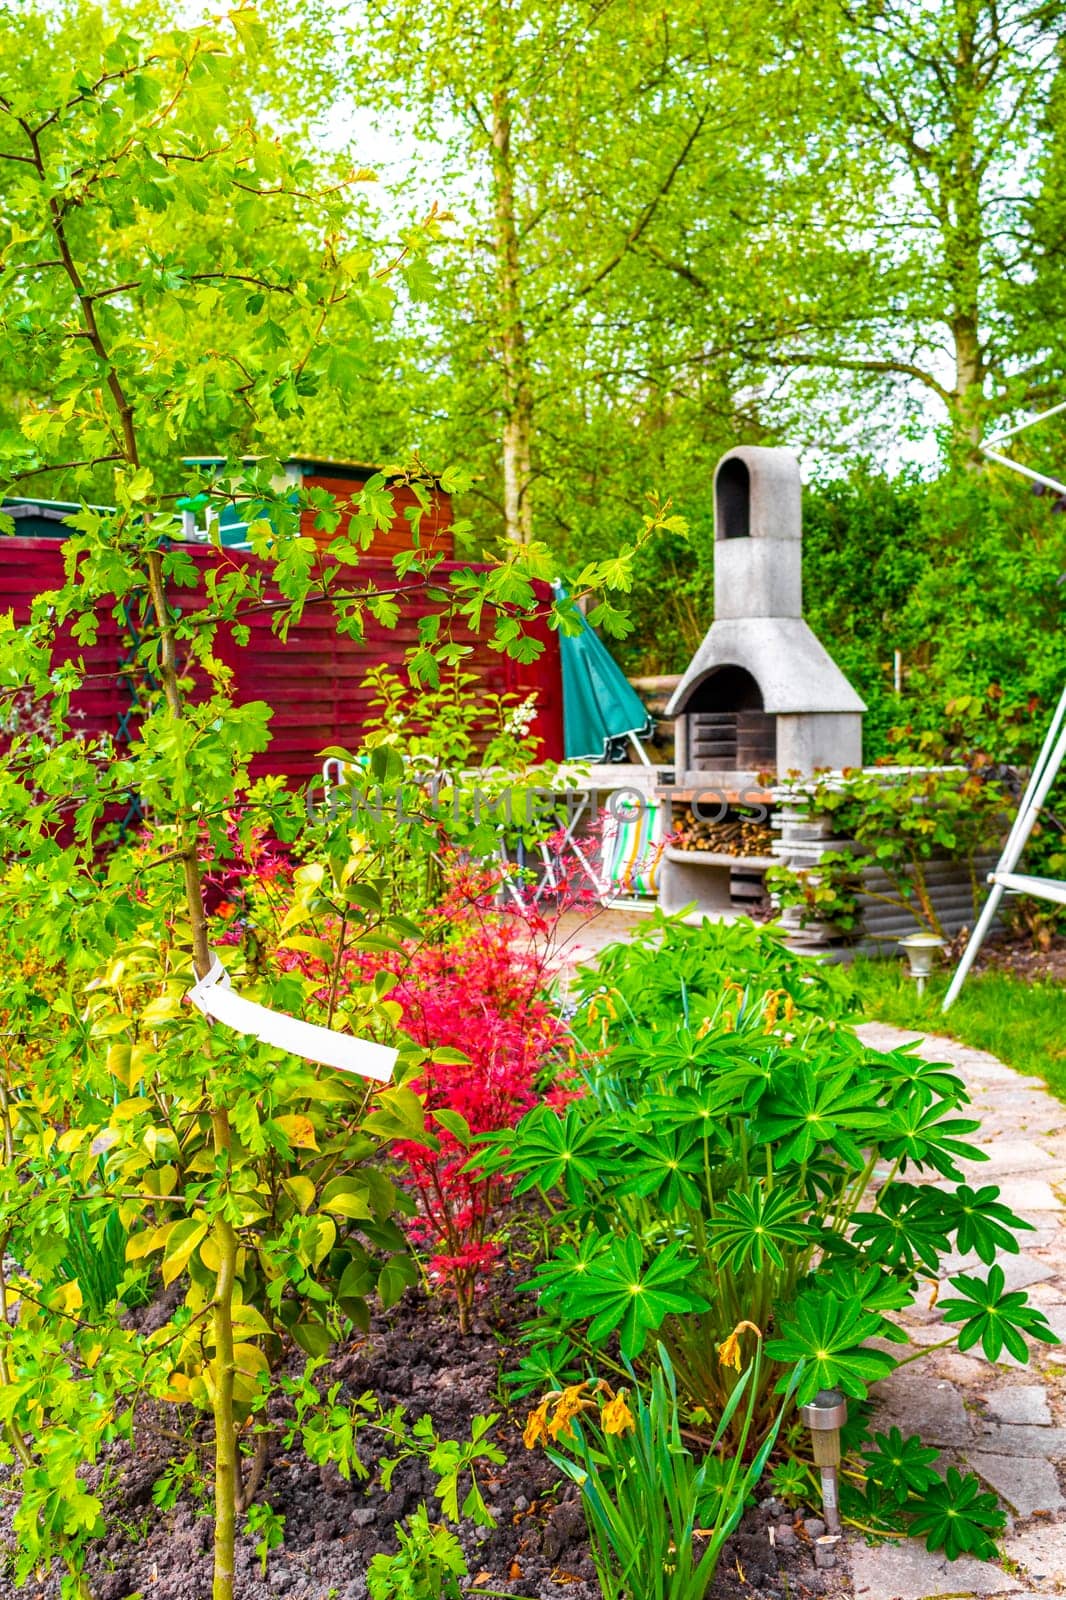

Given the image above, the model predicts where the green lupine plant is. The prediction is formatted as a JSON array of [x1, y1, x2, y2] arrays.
[[476, 918, 1057, 1466], [860, 1427, 941, 1506], [907, 1467, 1006, 1560], [846, 1433, 1006, 1559]]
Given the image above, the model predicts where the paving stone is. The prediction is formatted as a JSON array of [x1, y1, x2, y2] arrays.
[[970, 1450, 1064, 1515], [1022, 1276, 1066, 1306], [989, 1089, 1062, 1110], [930, 1351, 995, 1386], [937, 1252, 1055, 1293], [984, 1386, 1054, 1426], [849, 1535, 1022, 1598], [871, 1370, 973, 1446], [960, 1141, 1060, 1175], [907, 1315, 953, 1339], [1020, 1226, 1064, 1248], [993, 1179, 1063, 1213], [1035, 1133, 1066, 1161], [966, 1063, 1047, 1088], [1003, 1523, 1066, 1589], [891, 1308, 950, 1338], [1029, 1304, 1066, 1343], [980, 1112, 1066, 1141], [976, 1421, 1066, 1456]]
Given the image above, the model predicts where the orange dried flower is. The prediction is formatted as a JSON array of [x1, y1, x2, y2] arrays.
[[717, 1319, 763, 1371], [600, 1391, 636, 1435]]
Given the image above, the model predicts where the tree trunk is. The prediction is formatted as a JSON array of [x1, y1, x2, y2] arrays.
[[946, 0, 986, 456], [952, 308, 985, 454], [490, 83, 534, 544]]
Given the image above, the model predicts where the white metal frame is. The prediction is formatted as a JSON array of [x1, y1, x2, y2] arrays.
[[942, 404, 1066, 1009]]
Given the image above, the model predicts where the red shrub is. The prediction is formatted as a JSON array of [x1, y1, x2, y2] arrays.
[[213, 839, 601, 1329], [366, 861, 573, 1330]]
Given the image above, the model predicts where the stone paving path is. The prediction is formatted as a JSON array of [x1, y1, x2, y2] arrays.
[[850, 1023, 1066, 1600]]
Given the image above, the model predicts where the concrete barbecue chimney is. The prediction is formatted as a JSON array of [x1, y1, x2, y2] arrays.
[[666, 445, 865, 778]]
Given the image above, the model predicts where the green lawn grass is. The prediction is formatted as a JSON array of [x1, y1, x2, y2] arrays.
[[851, 956, 1066, 1102]]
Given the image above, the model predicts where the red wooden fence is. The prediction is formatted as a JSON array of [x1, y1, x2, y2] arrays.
[[0, 539, 564, 779]]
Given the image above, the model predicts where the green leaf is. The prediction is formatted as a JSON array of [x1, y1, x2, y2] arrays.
[[710, 1182, 814, 1273], [364, 1086, 432, 1145], [757, 1061, 873, 1167], [319, 1177, 373, 1221], [908, 1467, 1006, 1560], [849, 1182, 953, 1272], [880, 1098, 984, 1180], [527, 1233, 708, 1358], [432, 1109, 473, 1146], [940, 1265, 1060, 1362], [861, 1427, 941, 1506], [473, 1103, 613, 1205], [161, 1219, 208, 1287], [279, 935, 334, 964], [290, 1317, 332, 1358], [944, 1183, 1033, 1264], [766, 1291, 896, 1402], [378, 1254, 419, 1310]]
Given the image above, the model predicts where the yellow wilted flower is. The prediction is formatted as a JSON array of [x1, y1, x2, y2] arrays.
[[523, 1397, 552, 1450], [549, 1382, 594, 1439], [600, 1390, 636, 1435], [719, 979, 744, 1034], [717, 1320, 763, 1371], [763, 990, 783, 1030], [784, 994, 795, 1023]]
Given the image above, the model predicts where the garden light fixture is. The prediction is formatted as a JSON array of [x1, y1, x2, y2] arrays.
[[898, 932, 944, 996], [799, 1388, 847, 1535]]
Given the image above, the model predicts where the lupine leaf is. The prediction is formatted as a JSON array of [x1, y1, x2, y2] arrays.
[[940, 1265, 1059, 1361], [908, 1467, 1006, 1559]]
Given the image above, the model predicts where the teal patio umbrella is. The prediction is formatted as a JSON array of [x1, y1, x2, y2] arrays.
[[555, 585, 653, 762]]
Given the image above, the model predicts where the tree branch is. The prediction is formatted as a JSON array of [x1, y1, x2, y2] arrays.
[[539, 103, 711, 325], [769, 349, 954, 406], [4, 454, 125, 486]]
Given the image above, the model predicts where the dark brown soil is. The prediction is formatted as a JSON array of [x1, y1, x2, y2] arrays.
[[972, 929, 1066, 984], [1, 1277, 852, 1600]]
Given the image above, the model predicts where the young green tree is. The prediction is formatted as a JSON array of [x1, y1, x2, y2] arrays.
[[581, 0, 1066, 452], [0, 9, 430, 1595], [0, 5, 665, 1594], [340, 0, 765, 547]]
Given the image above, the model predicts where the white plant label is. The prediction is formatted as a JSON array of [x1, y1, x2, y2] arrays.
[[188, 954, 396, 1083]]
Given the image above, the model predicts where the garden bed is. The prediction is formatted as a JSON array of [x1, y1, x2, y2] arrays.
[[1, 1278, 851, 1600], [970, 929, 1066, 984]]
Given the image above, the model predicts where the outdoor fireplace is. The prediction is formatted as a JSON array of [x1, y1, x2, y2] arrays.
[[666, 446, 865, 781]]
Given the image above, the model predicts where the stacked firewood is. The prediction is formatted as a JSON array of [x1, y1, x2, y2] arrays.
[[671, 811, 775, 856]]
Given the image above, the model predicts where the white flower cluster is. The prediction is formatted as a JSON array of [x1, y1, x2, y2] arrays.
[[505, 695, 537, 738]]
